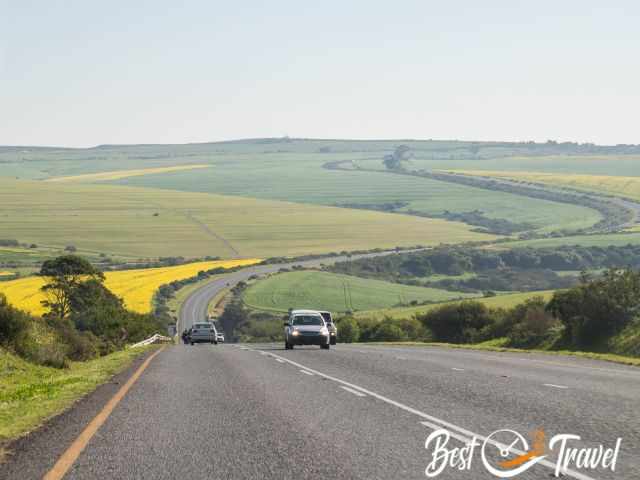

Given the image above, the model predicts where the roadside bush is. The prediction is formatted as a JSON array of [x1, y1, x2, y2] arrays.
[[547, 268, 640, 347], [503, 297, 561, 348], [418, 301, 497, 344], [336, 317, 360, 343], [0, 293, 30, 347], [370, 320, 407, 341]]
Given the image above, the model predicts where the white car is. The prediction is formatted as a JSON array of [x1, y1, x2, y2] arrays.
[[284, 310, 330, 350], [216, 332, 225, 343]]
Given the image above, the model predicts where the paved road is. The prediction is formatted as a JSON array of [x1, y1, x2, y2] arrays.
[[178, 250, 425, 333], [4, 343, 638, 479]]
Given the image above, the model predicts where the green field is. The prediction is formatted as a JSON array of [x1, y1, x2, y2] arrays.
[[0, 178, 492, 259], [1, 141, 607, 235], [355, 290, 555, 320], [242, 270, 478, 313]]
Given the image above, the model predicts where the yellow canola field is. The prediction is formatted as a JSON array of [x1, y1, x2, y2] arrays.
[[44, 164, 210, 183], [0, 258, 260, 315], [446, 170, 640, 201]]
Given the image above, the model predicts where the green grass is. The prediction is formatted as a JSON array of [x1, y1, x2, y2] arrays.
[[0, 346, 158, 442], [499, 233, 640, 249], [242, 270, 478, 313], [355, 290, 555, 320], [0, 177, 492, 260]]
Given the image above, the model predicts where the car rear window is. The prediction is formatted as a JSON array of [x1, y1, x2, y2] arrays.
[[194, 323, 212, 329], [292, 315, 323, 326]]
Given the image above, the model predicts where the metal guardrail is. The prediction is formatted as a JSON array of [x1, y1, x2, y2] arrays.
[[130, 333, 173, 348]]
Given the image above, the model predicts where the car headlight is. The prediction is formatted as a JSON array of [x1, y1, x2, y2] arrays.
[[291, 329, 299, 336], [319, 327, 329, 335]]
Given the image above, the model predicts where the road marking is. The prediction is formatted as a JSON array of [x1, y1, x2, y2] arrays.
[[340, 386, 367, 397], [299, 370, 314, 376], [275, 359, 285, 363], [43, 347, 165, 480], [543, 383, 569, 389], [264, 350, 594, 480], [451, 367, 464, 371]]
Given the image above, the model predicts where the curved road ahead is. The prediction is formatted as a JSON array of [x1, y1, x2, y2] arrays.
[[178, 250, 423, 333]]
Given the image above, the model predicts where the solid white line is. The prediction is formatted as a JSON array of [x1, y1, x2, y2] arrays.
[[544, 383, 569, 389], [451, 367, 465, 371], [275, 359, 285, 363], [299, 370, 314, 376], [264, 350, 595, 480], [340, 386, 367, 397]]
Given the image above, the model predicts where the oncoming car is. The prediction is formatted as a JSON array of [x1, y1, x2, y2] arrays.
[[317, 310, 337, 345], [189, 322, 218, 345], [284, 310, 330, 350]]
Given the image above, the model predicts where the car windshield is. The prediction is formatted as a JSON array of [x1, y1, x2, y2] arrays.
[[320, 312, 331, 323], [292, 315, 323, 326], [194, 323, 212, 329]]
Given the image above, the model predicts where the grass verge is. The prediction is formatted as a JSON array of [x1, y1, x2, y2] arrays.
[[0, 345, 158, 444]]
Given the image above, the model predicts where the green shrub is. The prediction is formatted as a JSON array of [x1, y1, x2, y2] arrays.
[[418, 301, 498, 343], [336, 317, 360, 343]]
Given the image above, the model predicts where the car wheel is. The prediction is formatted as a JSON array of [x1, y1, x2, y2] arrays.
[[214, 341, 218, 345], [321, 343, 330, 350], [190, 342, 194, 345], [330, 338, 337, 345]]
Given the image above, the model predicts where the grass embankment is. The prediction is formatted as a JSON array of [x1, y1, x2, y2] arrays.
[[0, 345, 158, 443], [242, 270, 478, 313], [0, 259, 261, 316]]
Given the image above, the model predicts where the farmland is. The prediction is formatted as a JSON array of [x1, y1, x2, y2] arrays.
[[242, 270, 478, 314], [447, 170, 640, 202], [0, 177, 492, 260], [354, 290, 555, 320], [0, 258, 260, 315], [45, 164, 210, 183], [1, 141, 609, 236]]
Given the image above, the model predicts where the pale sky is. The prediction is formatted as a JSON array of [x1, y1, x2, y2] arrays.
[[1, 1, 639, 147]]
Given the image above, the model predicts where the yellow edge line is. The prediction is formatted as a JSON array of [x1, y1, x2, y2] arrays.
[[43, 346, 165, 480]]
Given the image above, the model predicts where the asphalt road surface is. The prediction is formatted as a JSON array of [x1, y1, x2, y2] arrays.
[[3, 343, 639, 480]]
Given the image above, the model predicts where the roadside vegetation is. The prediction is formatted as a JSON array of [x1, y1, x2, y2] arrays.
[[0, 255, 171, 442], [334, 269, 640, 360], [0, 345, 157, 443]]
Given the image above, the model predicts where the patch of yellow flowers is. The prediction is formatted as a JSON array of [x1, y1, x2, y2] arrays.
[[0, 259, 261, 315]]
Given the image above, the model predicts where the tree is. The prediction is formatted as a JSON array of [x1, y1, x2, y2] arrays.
[[40, 255, 104, 318]]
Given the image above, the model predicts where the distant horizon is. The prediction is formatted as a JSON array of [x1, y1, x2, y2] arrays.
[[2, 135, 639, 150]]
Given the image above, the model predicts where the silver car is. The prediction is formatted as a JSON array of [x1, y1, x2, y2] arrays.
[[189, 322, 218, 345], [284, 310, 330, 350], [318, 311, 337, 345]]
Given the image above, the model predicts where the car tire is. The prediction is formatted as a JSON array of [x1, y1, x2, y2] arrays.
[[321, 343, 330, 350], [190, 342, 194, 345], [214, 341, 218, 345], [330, 338, 337, 345]]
